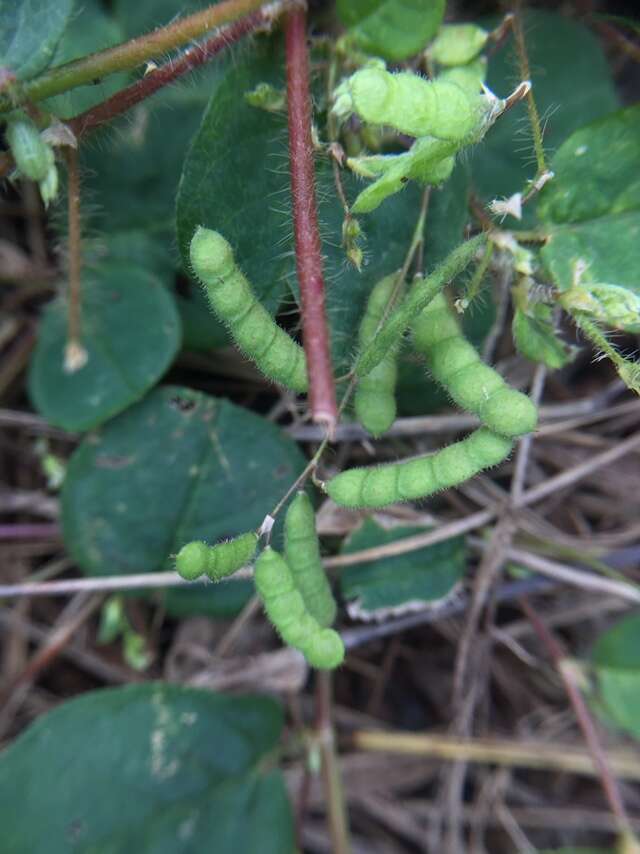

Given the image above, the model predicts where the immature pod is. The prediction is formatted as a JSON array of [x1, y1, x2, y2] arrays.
[[190, 227, 308, 392], [6, 112, 54, 182], [356, 233, 485, 378], [429, 24, 488, 67], [412, 292, 538, 437], [285, 492, 336, 627], [340, 67, 479, 142], [326, 427, 512, 509], [354, 274, 400, 435], [254, 547, 344, 670], [175, 532, 258, 581]]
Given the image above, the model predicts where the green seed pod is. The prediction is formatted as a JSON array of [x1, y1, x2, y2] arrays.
[[346, 66, 479, 142], [438, 56, 487, 97], [285, 491, 337, 627], [356, 233, 485, 378], [430, 24, 488, 67], [175, 532, 258, 581], [412, 292, 538, 437], [355, 274, 400, 435], [6, 112, 54, 182], [190, 227, 308, 392], [254, 547, 344, 670], [326, 428, 513, 508]]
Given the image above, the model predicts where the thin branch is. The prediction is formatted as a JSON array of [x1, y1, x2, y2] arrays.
[[316, 671, 352, 854], [1, 0, 272, 110], [285, 5, 337, 432], [511, 1, 547, 175], [67, 9, 279, 138], [63, 145, 87, 373], [520, 597, 633, 836]]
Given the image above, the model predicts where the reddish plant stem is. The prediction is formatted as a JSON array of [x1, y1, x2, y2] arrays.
[[520, 596, 632, 835], [64, 145, 85, 372], [68, 11, 268, 138], [285, 6, 337, 433], [0, 524, 61, 540]]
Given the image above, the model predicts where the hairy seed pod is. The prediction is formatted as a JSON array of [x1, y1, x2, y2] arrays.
[[190, 227, 308, 392], [430, 24, 488, 67], [175, 532, 258, 581], [254, 547, 344, 670], [356, 234, 486, 378], [285, 492, 337, 627], [346, 67, 479, 142], [6, 112, 54, 182], [354, 274, 400, 435], [326, 428, 512, 508], [412, 291, 537, 437]]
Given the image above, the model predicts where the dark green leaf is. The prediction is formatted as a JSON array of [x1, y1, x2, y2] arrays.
[[28, 251, 181, 431], [339, 518, 466, 614], [0, 0, 74, 81], [472, 11, 618, 219], [591, 613, 640, 741], [61, 386, 307, 615], [114, 0, 205, 39], [336, 0, 445, 61], [0, 683, 293, 854], [42, 0, 126, 119], [537, 106, 640, 226]]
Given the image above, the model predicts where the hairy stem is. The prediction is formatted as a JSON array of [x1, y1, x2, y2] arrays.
[[316, 671, 352, 853], [285, 6, 337, 433], [64, 146, 86, 374], [68, 10, 276, 137], [0, 0, 269, 111], [511, 1, 547, 176]]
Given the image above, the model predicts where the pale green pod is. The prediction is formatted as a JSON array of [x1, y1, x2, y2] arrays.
[[175, 532, 258, 581], [356, 233, 485, 378], [285, 492, 337, 627], [348, 67, 479, 142], [430, 24, 488, 67], [254, 547, 344, 670], [412, 291, 538, 437], [326, 428, 513, 508], [355, 274, 400, 435], [6, 113, 53, 182], [438, 56, 487, 97], [190, 227, 308, 392]]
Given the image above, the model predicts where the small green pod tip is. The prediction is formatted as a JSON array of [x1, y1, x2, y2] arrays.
[[480, 390, 538, 437], [175, 541, 208, 580], [190, 226, 236, 283], [304, 628, 345, 670], [355, 391, 396, 437]]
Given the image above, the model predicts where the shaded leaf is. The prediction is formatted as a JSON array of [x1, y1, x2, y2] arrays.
[[28, 251, 181, 431], [0, 0, 74, 81], [512, 305, 574, 369], [336, 0, 445, 61], [339, 518, 466, 615], [61, 386, 307, 615], [591, 613, 640, 741], [0, 683, 293, 854]]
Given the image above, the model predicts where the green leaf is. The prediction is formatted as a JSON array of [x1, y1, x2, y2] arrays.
[[0, 0, 74, 81], [472, 10, 618, 217], [28, 249, 181, 432], [113, 0, 205, 39], [339, 518, 466, 615], [61, 386, 307, 616], [42, 0, 126, 119], [176, 42, 289, 323], [0, 683, 293, 853], [537, 106, 640, 226], [512, 306, 574, 369], [336, 0, 445, 61], [591, 613, 640, 740]]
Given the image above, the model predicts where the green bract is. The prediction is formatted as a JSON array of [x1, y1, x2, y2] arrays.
[[254, 547, 344, 670], [412, 291, 538, 437], [190, 227, 309, 392], [284, 492, 337, 628], [326, 428, 513, 508], [175, 532, 258, 581], [429, 24, 488, 67], [355, 273, 400, 435]]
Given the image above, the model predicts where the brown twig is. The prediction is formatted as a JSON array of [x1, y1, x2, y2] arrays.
[[285, 5, 337, 433], [63, 145, 86, 373], [519, 596, 634, 836]]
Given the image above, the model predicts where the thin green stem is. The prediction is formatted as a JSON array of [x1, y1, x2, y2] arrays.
[[511, 1, 547, 176], [0, 0, 270, 111]]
